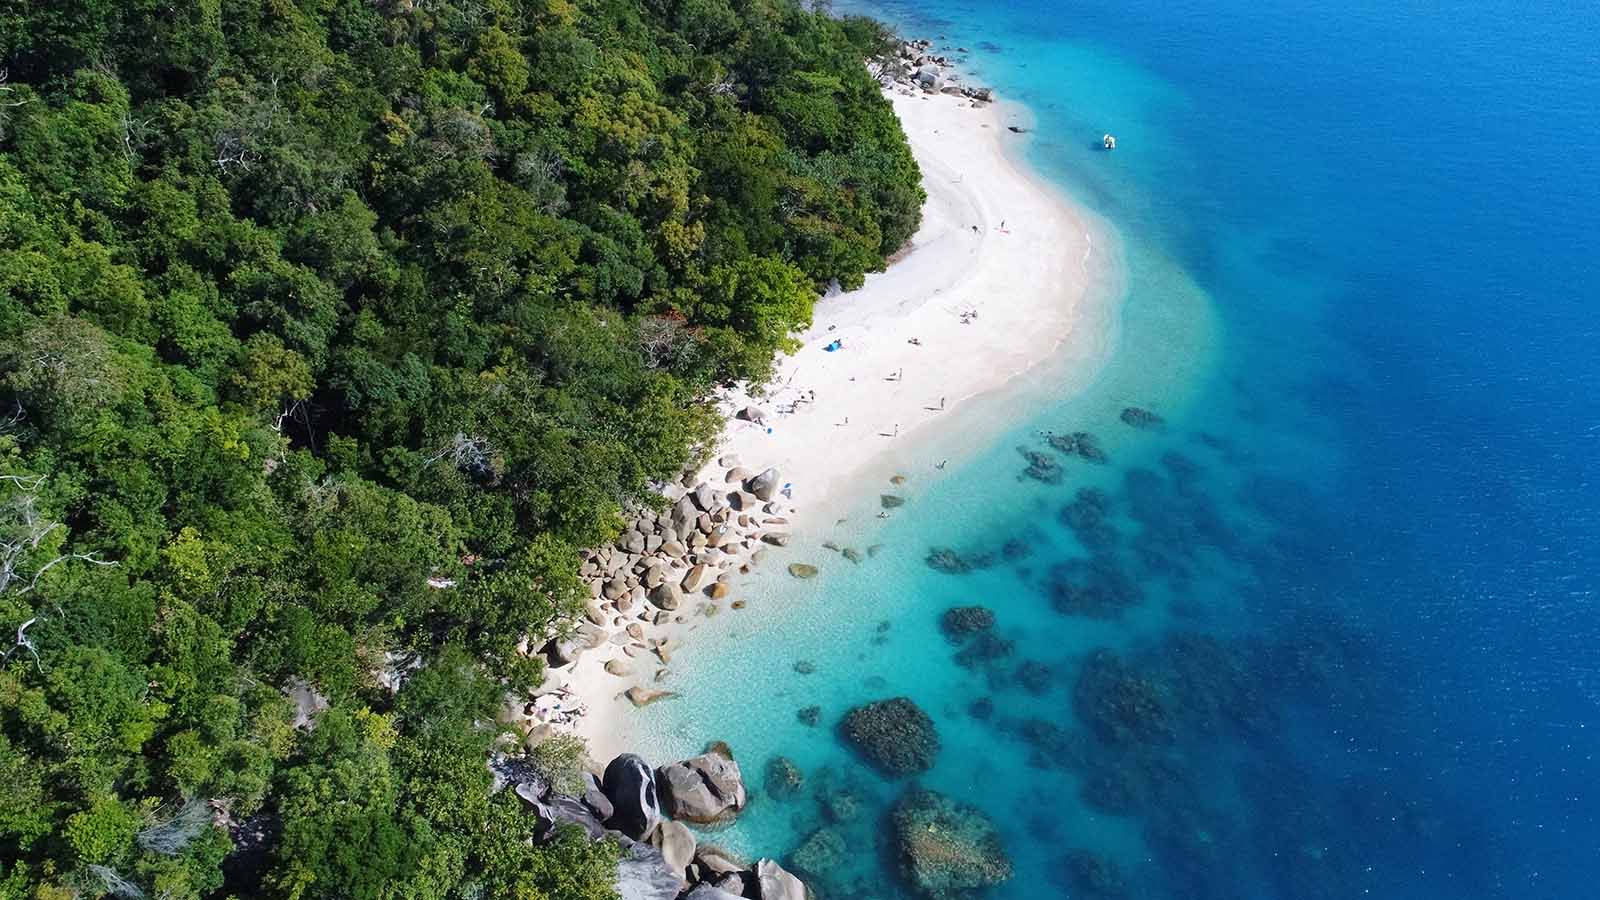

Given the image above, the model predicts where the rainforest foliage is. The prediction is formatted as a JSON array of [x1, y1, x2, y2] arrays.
[[0, 0, 920, 895]]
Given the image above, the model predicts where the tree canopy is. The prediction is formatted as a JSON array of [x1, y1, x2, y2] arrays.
[[0, 0, 920, 896]]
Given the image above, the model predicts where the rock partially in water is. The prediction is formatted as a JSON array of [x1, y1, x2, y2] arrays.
[[842, 697, 940, 776], [940, 605, 996, 641], [753, 758, 795, 804], [656, 748, 747, 824], [755, 859, 808, 900], [626, 686, 676, 707], [892, 787, 1014, 899], [1120, 406, 1165, 429]]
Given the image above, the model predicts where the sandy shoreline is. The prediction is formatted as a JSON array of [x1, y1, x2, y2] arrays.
[[560, 87, 1111, 761]]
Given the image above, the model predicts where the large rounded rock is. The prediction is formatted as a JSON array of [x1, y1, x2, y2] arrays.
[[614, 838, 680, 900], [755, 859, 807, 900], [650, 581, 682, 611], [653, 819, 696, 879], [656, 747, 747, 824], [892, 787, 1013, 899], [528, 792, 605, 840], [683, 885, 745, 900], [745, 468, 780, 501], [841, 697, 940, 776], [602, 753, 662, 840]]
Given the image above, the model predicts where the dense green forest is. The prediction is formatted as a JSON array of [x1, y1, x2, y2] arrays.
[[0, 0, 921, 895]]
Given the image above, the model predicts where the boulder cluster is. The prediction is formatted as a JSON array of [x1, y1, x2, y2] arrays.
[[509, 747, 805, 900], [871, 38, 996, 104], [520, 454, 794, 716]]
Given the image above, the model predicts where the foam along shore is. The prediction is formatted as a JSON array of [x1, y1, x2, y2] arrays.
[[549, 79, 1105, 762]]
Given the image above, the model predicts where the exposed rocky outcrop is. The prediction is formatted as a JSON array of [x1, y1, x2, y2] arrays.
[[615, 838, 682, 900], [602, 753, 662, 840], [872, 37, 997, 105]]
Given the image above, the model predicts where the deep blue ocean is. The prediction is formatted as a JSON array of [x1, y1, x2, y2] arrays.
[[624, 2, 1600, 897]]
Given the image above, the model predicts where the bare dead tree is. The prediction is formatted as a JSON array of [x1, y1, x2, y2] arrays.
[[0, 475, 117, 669], [638, 316, 693, 370], [422, 432, 494, 476], [138, 799, 215, 856], [0, 69, 34, 141], [89, 866, 144, 900]]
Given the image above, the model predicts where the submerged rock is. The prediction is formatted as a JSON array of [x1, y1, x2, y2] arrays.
[[1073, 649, 1174, 746], [787, 563, 819, 579], [940, 605, 996, 641], [1120, 406, 1165, 429], [1019, 447, 1064, 484], [881, 493, 907, 509], [925, 546, 995, 574], [954, 631, 1016, 670], [788, 827, 848, 880], [797, 705, 822, 727], [1047, 430, 1109, 463], [1048, 556, 1144, 619], [892, 787, 1014, 898], [1015, 660, 1054, 695], [1059, 848, 1130, 899], [764, 755, 805, 800], [841, 697, 940, 776]]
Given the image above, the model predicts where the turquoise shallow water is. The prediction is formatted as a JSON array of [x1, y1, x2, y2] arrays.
[[625, 2, 1600, 898]]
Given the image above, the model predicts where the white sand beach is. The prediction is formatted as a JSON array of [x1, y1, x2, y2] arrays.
[[559, 87, 1109, 761], [702, 90, 1102, 514]]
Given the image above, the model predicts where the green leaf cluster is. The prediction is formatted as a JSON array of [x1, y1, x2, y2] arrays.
[[0, 0, 921, 896]]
